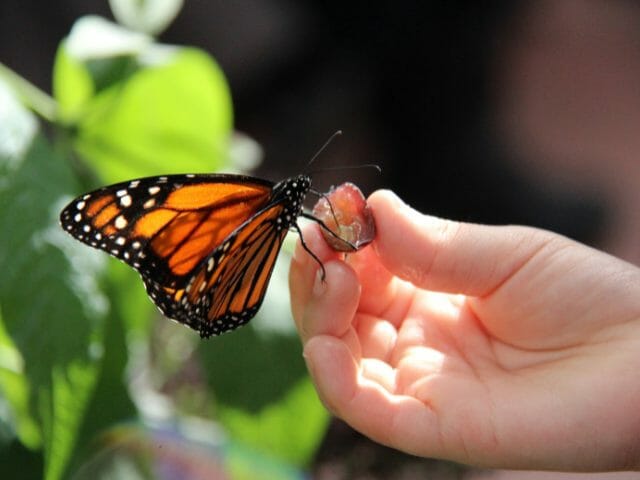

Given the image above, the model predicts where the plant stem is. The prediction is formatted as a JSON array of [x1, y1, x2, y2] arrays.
[[0, 62, 57, 122]]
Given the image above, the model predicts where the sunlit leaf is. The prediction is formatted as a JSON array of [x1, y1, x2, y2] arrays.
[[0, 311, 40, 449], [52, 17, 234, 182], [52, 43, 95, 123], [74, 46, 233, 182]]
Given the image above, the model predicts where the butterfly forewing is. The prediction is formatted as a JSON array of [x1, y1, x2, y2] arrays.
[[60, 174, 274, 284], [59, 173, 311, 337]]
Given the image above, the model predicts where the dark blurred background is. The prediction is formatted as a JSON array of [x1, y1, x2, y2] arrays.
[[5, 0, 640, 257], [3, 1, 640, 478]]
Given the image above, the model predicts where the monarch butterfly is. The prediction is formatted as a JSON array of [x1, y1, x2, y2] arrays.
[[59, 172, 330, 338]]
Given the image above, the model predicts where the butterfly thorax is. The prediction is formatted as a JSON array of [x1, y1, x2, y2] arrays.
[[268, 174, 311, 230]]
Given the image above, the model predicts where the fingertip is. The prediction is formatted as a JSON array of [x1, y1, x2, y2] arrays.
[[300, 259, 361, 341], [305, 335, 440, 458], [290, 222, 341, 328], [303, 335, 358, 415], [367, 188, 404, 204], [368, 189, 420, 225]]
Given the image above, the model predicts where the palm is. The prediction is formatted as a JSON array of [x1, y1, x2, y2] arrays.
[[347, 253, 511, 464], [351, 244, 639, 464]]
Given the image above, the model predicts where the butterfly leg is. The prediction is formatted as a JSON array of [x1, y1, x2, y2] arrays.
[[292, 222, 327, 281]]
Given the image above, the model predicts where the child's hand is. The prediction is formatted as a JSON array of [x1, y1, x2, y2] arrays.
[[289, 190, 640, 471]]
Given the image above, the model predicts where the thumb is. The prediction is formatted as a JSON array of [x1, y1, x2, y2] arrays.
[[368, 190, 550, 297]]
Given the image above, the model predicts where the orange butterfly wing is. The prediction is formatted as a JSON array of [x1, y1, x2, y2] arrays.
[[148, 202, 291, 336], [60, 173, 311, 337]]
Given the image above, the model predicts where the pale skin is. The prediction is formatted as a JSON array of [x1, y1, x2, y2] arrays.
[[289, 190, 640, 472]]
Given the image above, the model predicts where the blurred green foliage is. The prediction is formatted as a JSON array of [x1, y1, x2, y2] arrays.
[[0, 3, 328, 479]]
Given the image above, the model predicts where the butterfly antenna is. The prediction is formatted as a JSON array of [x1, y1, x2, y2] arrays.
[[309, 163, 382, 174], [307, 130, 343, 167]]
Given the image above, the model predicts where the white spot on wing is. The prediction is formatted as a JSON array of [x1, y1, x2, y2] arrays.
[[114, 215, 128, 229]]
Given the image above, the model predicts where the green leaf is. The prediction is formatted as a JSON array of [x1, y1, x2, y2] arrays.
[[64, 287, 138, 479], [0, 310, 40, 449], [53, 16, 153, 124], [44, 362, 100, 480], [53, 17, 234, 182], [106, 261, 155, 338], [0, 130, 108, 480], [52, 43, 95, 123], [198, 282, 330, 468], [199, 326, 308, 413], [220, 378, 329, 468], [75, 46, 233, 182]]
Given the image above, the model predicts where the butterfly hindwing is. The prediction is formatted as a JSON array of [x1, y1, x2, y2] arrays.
[[146, 202, 290, 337]]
